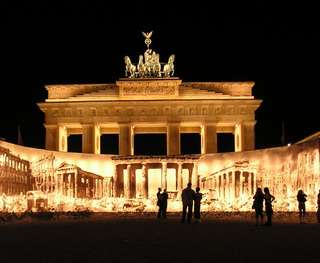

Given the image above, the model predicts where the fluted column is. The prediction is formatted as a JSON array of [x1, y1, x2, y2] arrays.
[[124, 164, 131, 198], [93, 124, 101, 154], [226, 172, 230, 199], [239, 172, 243, 196], [119, 122, 134, 155], [82, 124, 94, 153], [161, 162, 167, 190], [141, 164, 148, 198], [248, 172, 252, 195], [167, 122, 180, 155], [232, 171, 236, 199], [243, 122, 256, 151], [44, 124, 57, 151], [74, 171, 78, 198], [177, 163, 183, 197], [113, 165, 118, 197], [234, 121, 256, 152], [201, 122, 217, 154], [192, 163, 198, 187], [56, 125, 68, 152]]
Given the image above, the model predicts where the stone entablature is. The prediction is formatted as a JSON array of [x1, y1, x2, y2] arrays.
[[40, 101, 258, 124]]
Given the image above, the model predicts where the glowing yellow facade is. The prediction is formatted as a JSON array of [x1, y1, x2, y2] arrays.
[[38, 78, 261, 155]]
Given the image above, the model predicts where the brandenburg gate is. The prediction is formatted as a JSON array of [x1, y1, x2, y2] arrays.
[[38, 32, 261, 156]]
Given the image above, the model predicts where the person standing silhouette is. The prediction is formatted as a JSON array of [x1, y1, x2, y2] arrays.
[[181, 182, 196, 223], [161, 189, 168, 218], [194, 187, 203, 223], [317, 190, 320, 224], [156, 187, 163, 218], [297, 189, 307, 224], [253, 187, 264, 226], [263, 187, 275, 226]]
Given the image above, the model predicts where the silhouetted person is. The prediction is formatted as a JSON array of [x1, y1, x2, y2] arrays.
[[253, 187, 264, 226], [263, 187, 275, 226], [194, 187, 203, 223], [161, 189, 168, 218], [181, 182, 196, 223], [157, 187, 163, 218], [317, 190, 320, 224], [297, 189, 307, 224]]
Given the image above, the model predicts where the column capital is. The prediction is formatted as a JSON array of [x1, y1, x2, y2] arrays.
[[118, 122, 133, 127], [44, 124, 58, 129], [81, 123, 94, 128], [202, 121, 218, 126]]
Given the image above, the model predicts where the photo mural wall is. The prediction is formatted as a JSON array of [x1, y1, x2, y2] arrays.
[[0, 137, 319, 213]]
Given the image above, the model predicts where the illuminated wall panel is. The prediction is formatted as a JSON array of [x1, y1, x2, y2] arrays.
[[148, 168, 161, 198], [0, 137, 319, 213], [166, 168, 176, 192]]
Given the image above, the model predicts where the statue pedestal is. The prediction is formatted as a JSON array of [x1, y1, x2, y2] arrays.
[[117, 77, 181, 100]]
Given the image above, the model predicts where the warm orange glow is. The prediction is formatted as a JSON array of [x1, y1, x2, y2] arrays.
[[1, 138, 319, 213]]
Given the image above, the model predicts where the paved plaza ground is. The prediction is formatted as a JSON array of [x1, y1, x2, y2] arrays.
[[1, 213, 319, 263]]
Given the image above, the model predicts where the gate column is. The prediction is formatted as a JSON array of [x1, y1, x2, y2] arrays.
[[119, 122, 134, 155], [167, 122, 180, 155]]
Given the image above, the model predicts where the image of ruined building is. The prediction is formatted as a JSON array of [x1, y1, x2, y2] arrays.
[[200, 160, 259, 200], [0, 146, 34, 195], [31, 154, 113, 199], [55, 162, 112, 199], [112, 155, 199, 199], [30, 153, 56, 193]]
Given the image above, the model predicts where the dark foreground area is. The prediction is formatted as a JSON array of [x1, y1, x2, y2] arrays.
[[1, 213, 319, 263]]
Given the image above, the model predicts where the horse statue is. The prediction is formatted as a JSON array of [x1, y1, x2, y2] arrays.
[[137, 55, 146, 78], [124, 56, 137, 78], [163, 54, 175, 77], [152, 53, 161, 77]]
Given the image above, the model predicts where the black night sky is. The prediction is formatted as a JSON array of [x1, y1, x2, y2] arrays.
[[1, 1, 318, 153]]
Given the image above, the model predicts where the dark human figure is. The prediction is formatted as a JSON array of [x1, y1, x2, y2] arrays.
[[297, 189, 307, 224], [194, 187, 203, 223], [263, 187, 275, 226], [161, 189, 168, 218], [317, 190, 320, 224], [156, 187, 163, 218], [181, 182, 196, 223], [253, 187, 264, 226]]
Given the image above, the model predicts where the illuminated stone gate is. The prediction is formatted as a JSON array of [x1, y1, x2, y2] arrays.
[[38, 79, 261, 155], [38, 32, 261, 155]]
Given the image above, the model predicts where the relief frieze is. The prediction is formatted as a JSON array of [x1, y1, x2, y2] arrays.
[[65, 108, 72, 117], [201, 106, 209, 115], [52, 108, 59, 117], [122, 86, 175, 96], [89, 108, 97, 116], [163, 107, 171, 116], [226, 106, 235, 115], [177, 107, 184, 115], [77, 108, 85, 117], [52, 104, 252, 119]]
